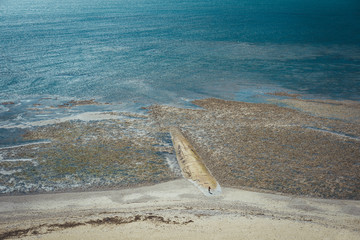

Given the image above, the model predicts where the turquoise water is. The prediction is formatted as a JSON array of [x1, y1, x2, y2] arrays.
[[0, 0, 360, 121]]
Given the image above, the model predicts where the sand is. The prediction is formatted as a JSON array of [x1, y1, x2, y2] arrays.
[[170, 127, 220, 195], [1, 97, 359, 239], [0, 179, 359, 239]]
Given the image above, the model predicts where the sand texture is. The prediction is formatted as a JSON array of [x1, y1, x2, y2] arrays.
[[0, 179, 359, 239], [170, 127, 220, 195]]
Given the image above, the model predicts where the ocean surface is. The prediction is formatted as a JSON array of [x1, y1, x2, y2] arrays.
[[0, 0, 360, 194], [1, 0, 360, 109]]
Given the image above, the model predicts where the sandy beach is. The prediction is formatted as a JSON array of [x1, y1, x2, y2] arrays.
[[1, 97, 359, 239], [1, 0, 360, 238], [0, 178, 359, 239]]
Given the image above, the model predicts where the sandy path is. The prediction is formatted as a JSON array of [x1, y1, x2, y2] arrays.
[[0, 179, 359, 239], [170, 127, 220, 195]]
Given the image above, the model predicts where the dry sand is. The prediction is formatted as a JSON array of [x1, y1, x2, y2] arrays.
[[0, 179, 359, 239], [170, 127, 220, 195]]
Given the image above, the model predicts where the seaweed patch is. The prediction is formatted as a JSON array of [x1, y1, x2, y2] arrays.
[[0, 116, 180, 194], [149, 98, 360, 200], [0, 215, 194, 239]]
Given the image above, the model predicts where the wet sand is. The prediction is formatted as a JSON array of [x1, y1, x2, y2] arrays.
[[0, 179, 359, 239]]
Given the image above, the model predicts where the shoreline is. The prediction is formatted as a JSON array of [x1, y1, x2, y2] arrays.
[[0, 95, 359, 238], [1, 179, 359, 239], [0, 95, 359, 199]]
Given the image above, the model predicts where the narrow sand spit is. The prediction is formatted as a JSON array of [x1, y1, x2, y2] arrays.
[[0, 179, 359, 239], [170, 127, 221, 196]]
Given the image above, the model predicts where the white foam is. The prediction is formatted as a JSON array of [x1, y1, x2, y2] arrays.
[[0, 169, 22, 175], [0, 158, 33, 162], [164, 154, 182, 176], [0, 158, 38, 166], [0, 105, 9, 112], [306, 127, 360, 141], [0, 141, 51, 150], [1, 112, 123, 129]]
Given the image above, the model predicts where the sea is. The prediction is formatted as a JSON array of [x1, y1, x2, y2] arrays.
[[1, 0, 360, 121], [0, 0, 360, 194]]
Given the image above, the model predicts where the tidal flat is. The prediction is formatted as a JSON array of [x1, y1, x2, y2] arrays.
[[150, 98, 360, 200], [0, 113, 180, 194], [0, 97, 359, 200]]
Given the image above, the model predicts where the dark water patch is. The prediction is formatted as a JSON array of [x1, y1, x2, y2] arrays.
[[0, 128, 49, 148]]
